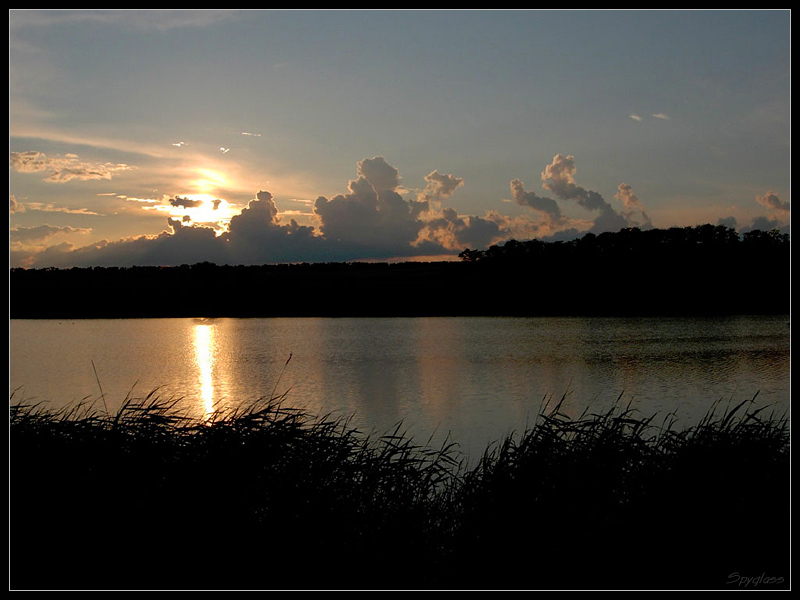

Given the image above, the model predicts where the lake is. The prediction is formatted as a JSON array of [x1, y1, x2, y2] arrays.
[[9, 315, 790, 462]]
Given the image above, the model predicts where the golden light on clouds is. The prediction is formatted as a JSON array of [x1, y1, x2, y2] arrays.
[[168, 194, 238, 229]]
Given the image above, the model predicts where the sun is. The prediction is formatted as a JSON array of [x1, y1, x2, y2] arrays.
[[170, 193, 236, 228], [191, 168, 228, 195]]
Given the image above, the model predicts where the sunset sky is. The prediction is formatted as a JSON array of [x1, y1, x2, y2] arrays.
[[10, 9, 791, 268]]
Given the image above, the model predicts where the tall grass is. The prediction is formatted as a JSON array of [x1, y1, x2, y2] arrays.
[[10, 390, 789, 590]]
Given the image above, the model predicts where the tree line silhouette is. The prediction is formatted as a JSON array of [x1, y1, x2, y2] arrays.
[[10, 225, 789, 318]]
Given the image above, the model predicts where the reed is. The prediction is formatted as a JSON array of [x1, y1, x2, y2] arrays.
[[9, 390, 789, 590]]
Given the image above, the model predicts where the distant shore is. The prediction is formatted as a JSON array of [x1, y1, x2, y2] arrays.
[[10, 225, 790, 319]]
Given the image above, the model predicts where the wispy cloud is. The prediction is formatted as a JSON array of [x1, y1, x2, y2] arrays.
[[630, 112, 670, 122], [10, 9, 246, 32], [11, 223, 91, 244], [21, 202, 102, 216], [10, 151, 133, 183]]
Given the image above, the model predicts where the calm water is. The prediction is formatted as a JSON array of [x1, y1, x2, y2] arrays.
[[10, 316, 790, 461]]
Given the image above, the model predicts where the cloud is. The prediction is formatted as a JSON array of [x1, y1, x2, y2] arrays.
[[539, 154, 629, 233], [10, 151, 133, 183], [615, 183, 653, 229], [10, 223, 93, 267], [10, 9, 245, 32], [170, 195, 205, 209], [742, 215, 786, 234], [223, 190, 322, 263], [629, 113, 669, 122], [15, 155, 661, 268], [717, 190, 790, 236], [10, 194, 102, 216], [313, 157, 431, 258], [755, 190, 790, 215], [356, 156, 401, 193], [417, 207, 508, 251], [11, 224, 91, 245], [509, 178, 564, 224], [417, 170, 464, 206]]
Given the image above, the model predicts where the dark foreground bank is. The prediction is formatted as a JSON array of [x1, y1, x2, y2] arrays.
[[10, 393, 789, 590]]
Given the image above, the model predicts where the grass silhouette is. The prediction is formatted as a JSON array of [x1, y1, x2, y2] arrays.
[[10, 390, 789, 590]]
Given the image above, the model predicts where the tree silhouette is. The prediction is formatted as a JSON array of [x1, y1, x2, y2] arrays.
[[10, 225, 789, 318]]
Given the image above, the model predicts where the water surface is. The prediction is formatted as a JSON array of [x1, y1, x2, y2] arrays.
[[10, 316, 790, 461]]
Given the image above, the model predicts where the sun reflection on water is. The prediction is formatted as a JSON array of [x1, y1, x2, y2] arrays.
[[194, 323, 215, 420]]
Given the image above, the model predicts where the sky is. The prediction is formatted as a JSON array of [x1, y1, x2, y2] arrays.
[[9, 9, 791, 268]]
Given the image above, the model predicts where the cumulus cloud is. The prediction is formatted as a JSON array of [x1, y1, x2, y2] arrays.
[[10, 151, 133, 182], [417, 207, 509, 252], [718, 190, 790, 236], [509, 178, 564, 225], [313, 157, 431, 258], [417, 170, 464, 206], [14, 154, 664, 268], [223, 190, 322, 263], [755, 190, 790, 215], [356, 156, 401, 193], [615, 183, 653, 229], [539, 154, 629, 233]]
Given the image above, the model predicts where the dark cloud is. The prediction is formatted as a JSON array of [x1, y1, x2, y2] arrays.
[[509, 178, 563, 224], [356, 156, 401, 193], [741, 215, 790, 236], [170, 195, 205, 209], [313, 158, 431, 258], [718, 191, 790, 236], [225, 190, 321, 263]]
